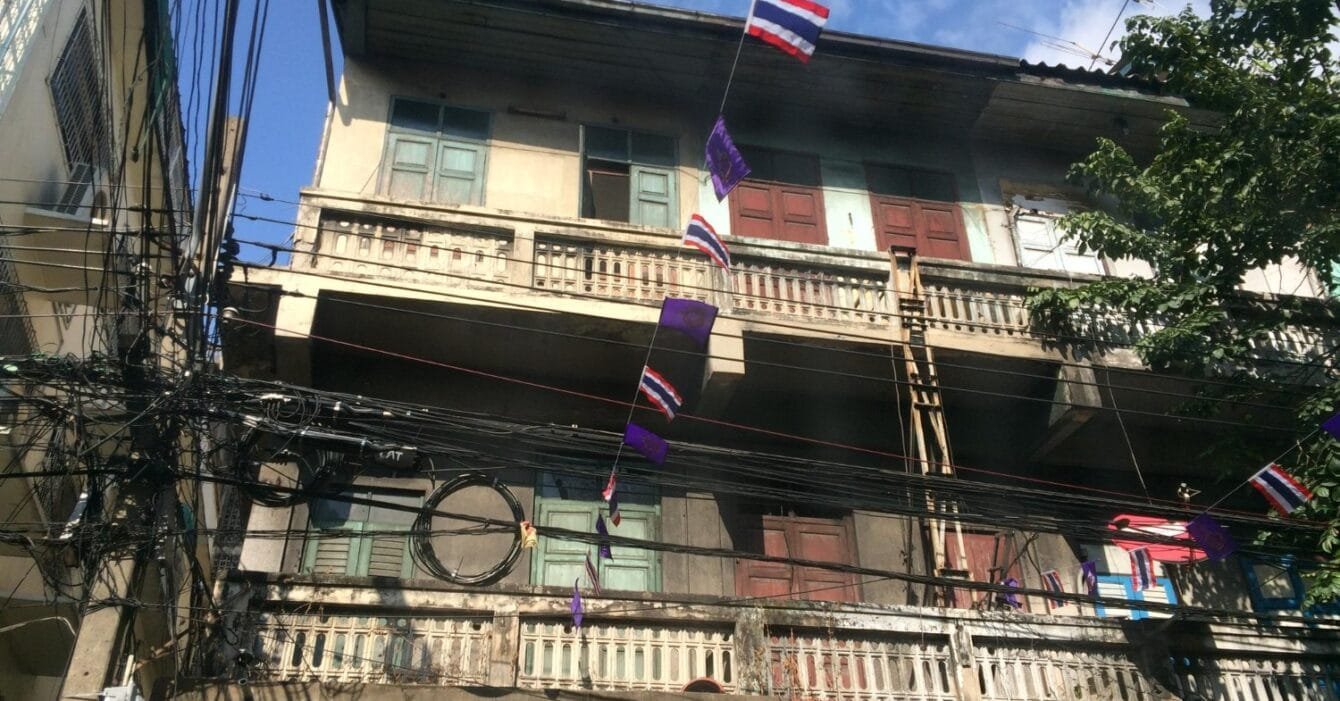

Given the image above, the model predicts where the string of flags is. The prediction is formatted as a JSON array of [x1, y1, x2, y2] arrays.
[[553, 0, 1333, 624]]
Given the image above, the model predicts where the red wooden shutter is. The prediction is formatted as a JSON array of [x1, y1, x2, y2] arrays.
[[779, 188, 826, 245], [920, 202, 969, 260], [872, 197, 919, 251], [734, 182, 779, 239], [943, 531, 1025, 610], [736, 515, 857, 602]]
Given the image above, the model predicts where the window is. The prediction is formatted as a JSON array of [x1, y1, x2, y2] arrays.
[[1014, 211, 1104, 275], [1, 0, 55, 115], [581, 126, 677, 228], [382, 98, 489, 205], [48, 8, 108, 213], [1094, 574, 1177, 620], [531, 473, 660, 592], [942, 530, 1026, 610], [302, 489, 419, 578], [866, 164, 969, 260], [730, 146, 826, 245], [736, 513, 858, 603], [1240, 556, 1305, 612]]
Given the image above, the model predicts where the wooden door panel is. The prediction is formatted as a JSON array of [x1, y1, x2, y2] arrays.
[[873, 198, 918, 251], [736, 183, 775, 219], [780, 189, 826, 245], [738, 515, 856, 601], [920, 204, 969, 260]]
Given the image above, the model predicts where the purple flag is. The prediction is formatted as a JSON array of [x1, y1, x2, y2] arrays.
[[659, 297, 718, 348], [705, 116, 750, 201], [571, 579, 584, 628], [995, 577, 1022, 609], [1186, 513, 1237, 561], [624, 423, 668, 465], [1081, 561, 1098, 597], [595, 515, 612, 559], [1322, 412, 1340, 440]]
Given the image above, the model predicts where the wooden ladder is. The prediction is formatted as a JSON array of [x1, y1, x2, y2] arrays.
[[889, 248, 968, 606]]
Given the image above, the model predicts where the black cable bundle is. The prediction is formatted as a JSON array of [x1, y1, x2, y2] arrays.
[[410, 472, 524, 586]]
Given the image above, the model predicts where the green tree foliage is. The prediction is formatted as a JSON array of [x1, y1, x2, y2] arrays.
[[1026, 0, 1340, 602]]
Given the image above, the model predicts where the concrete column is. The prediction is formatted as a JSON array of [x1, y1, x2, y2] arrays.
[[697, 316, 745, 418], [488, 598, 521, 687], [1030, 362, 1101, 461], [273, 291, 316, 386], [508, 223, 535, 289], [57, 558, 136, 699]]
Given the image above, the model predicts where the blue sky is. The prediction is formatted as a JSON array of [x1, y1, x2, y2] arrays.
[[197, 0, 1206, 260]]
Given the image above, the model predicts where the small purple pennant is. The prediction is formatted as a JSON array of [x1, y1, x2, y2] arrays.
[[1322, 412, 1340, 440], [571, 579, 584, 628], [1081, 560, 1098, 597], [624, 423, 668, 465], [1186, 513, 1237, 561], [659, 297, 718, 348], [705, 116, 750, 201]]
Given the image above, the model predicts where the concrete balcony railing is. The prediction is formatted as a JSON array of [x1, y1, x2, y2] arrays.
[[215, 574, 1340, 700], [293, 194, 1334, 367]]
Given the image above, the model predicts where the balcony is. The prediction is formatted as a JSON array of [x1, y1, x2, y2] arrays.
[[286, 191, 1334, 371], [217, 573, 1340, 700]]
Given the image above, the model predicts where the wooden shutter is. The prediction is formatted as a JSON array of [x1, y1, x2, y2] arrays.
[[736, 515, 856, 602], [944, 531, 1024, 609], [386, 135, 433, 200], [434, 142, 484, 205], [533, 496, 661, 592], [307, 535, 356, 576], [631, 165, 675, 228], [729, 149, 827, 245], [364, 529, 412, 578], [919, 203, 969, 260], [533, 501, 594, 588], [872, 198, 919, 251], [778, 188, 825, 245], [601, 506, 660, 592], [791, 518, 858, 602]]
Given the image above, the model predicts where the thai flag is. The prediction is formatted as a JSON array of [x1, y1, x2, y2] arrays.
[[746, 0, 830, 63], [585, 553, 602, 595], [639, 366, 683, 421], [682, 214, 731, 271], [602, 470, 617, 502], [1250, 463, 1313, 515], [1130, 547, 1155, 593], [1041, 569, 1065, 609]]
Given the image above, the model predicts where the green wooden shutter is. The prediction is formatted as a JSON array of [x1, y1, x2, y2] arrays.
[[434, 141, 484, 205], [630, 165, 675, 228], [305, 530, 358, 576], [599, 505, 659, 592], [531, 489, 660, 592], [387, 135, 433, 200]]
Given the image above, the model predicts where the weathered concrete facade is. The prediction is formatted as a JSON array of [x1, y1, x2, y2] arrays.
[[214, 1, 1339, 699]]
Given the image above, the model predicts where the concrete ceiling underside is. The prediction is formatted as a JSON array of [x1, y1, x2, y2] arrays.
[[332, 0, 1214, 158]]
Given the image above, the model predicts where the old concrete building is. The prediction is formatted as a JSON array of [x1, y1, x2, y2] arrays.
[[216, 1, 1339, 699], [0, 0, 193, 698]]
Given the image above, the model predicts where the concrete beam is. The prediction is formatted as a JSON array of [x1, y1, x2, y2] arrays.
[[695, 316, 744, 418], [1030, 363, 1102, 462]]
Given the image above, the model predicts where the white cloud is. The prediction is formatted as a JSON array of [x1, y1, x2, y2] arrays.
[[1021, 0, 1210, 69]]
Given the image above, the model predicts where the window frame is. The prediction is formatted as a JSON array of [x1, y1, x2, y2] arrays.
[[1239, 556, 1306, 612], [728, 145, 828, 246], [1010, 207, 1107, 276], [864, 162, 969, 260], [1094, 574, 1178, 620], [530, 472, 662, 592], [734, 512, 860, 603], [578, 124, 679, 229], [301, 488, 420, 579], [380, 96, 491, 206]]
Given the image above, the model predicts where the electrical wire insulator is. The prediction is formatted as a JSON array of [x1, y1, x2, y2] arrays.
[[411, 472, 523, 586]]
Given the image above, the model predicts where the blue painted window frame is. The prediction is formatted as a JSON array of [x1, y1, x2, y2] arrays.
[[1094, 574, 1177, 620], [1239, 556, 1305, 612]]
